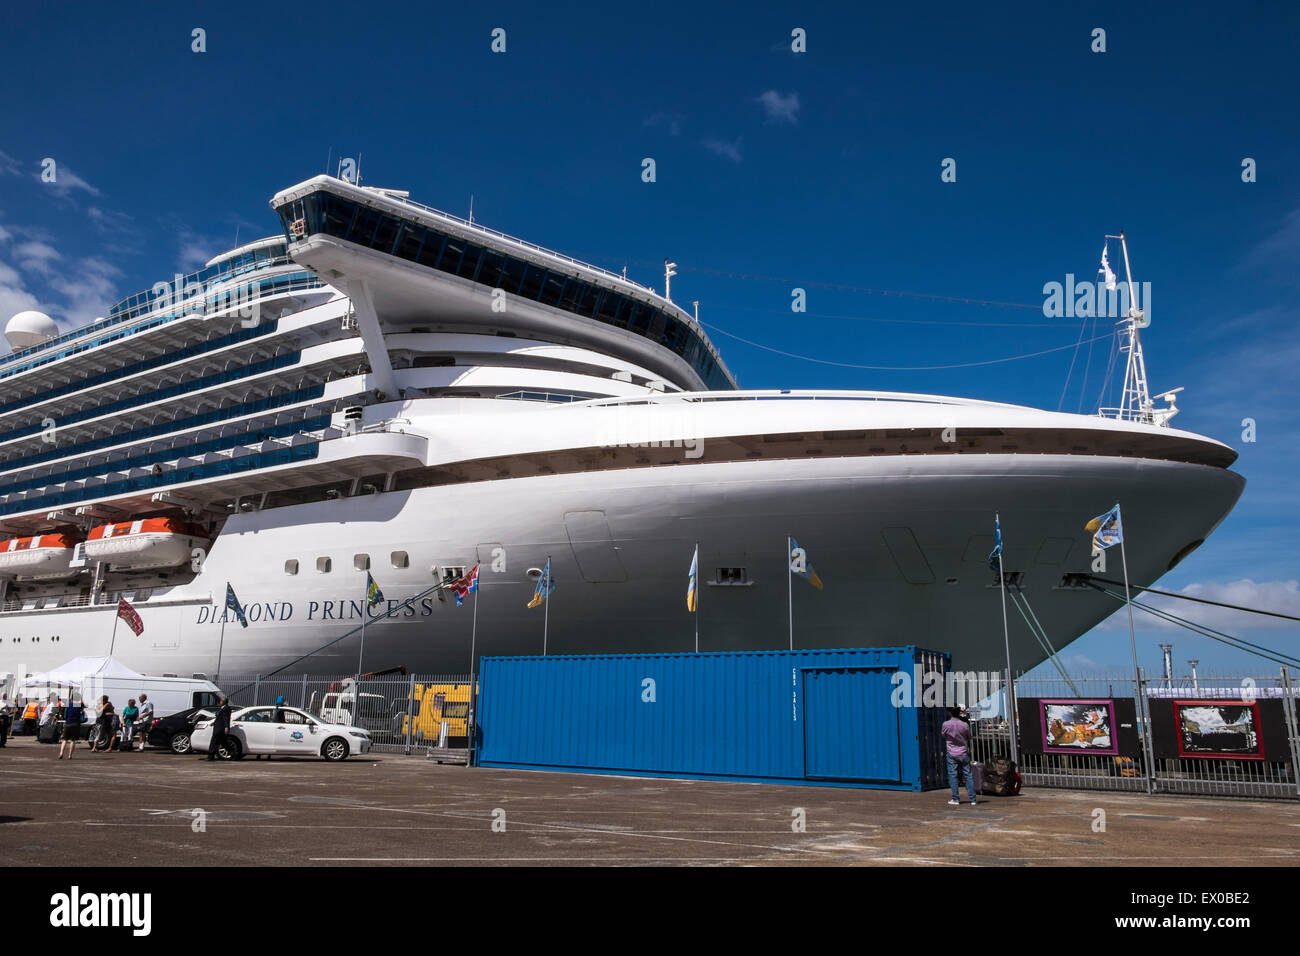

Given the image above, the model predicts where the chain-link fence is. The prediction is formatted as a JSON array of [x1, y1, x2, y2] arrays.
[[218, 672, 476, 756]]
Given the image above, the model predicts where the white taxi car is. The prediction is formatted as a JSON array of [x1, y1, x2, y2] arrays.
[[191, 705, 370, 761]]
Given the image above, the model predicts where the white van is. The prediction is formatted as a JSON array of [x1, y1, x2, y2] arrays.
[[88, 674, 221, 718]]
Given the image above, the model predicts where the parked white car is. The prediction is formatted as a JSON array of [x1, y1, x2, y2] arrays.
[[191, 705, 370, 761]]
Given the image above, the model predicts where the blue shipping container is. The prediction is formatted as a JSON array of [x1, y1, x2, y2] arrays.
[[475, 646, 950, 790]]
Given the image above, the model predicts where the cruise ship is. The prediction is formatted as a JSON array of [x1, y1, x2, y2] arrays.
[[0, 175, 1244, 680]]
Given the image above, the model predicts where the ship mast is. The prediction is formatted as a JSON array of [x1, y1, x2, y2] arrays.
[[1102, 232, 1182, 427]]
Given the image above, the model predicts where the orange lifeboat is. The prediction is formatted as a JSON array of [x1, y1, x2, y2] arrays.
[[0, 533, 81, 579], [84, 518, 210, 569]]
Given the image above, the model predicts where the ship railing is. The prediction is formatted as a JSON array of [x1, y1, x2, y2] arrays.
[[350, 417, 412, 435], [1097, 405, 1156, 425], [0, 418, 411, 507], [0, 273, 328, 380], [575, 388, 1027, 410], [497, 390, 588, 404]]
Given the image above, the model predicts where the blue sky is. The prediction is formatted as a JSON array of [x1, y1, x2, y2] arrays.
[[1, 0, 1297, 676]]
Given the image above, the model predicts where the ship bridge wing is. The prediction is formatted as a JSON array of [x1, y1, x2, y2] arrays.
[[270, 176, 736, 395]]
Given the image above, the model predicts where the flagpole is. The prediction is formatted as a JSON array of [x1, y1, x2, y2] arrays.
[[469, 577, 480, 765], [787, 536, 794, 651], [1116, 512, 1141, 695], [108, 606, 121, 658], [470, 574, 479, 677], [1115, 505, 1153, 794], [995, 514, 1019, 765], [357, 575, 367, 676], [542, 555, 550, 656], [694, 542, 699, 653], [215, 583, 229, 682]]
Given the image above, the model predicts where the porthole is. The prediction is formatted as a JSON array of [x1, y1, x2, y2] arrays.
[[316, 557, 332, 573], [285, 560, 299, 575]]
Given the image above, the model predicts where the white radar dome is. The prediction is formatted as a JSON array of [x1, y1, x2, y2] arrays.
[[5, 310, 59, 351]]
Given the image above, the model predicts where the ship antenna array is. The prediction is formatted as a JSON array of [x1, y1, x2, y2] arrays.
[[336, 151, 363, 186], [1101, 232, 1182, 427]]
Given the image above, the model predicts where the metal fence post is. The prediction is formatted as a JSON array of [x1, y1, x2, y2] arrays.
[[1136, 668, 1155, 795], [300, 673, 308, 709], [467, 672, 477, 768], [253, 676, 260, 706], [404, 674, 415, 756], [1281, 666, 1300, 799]]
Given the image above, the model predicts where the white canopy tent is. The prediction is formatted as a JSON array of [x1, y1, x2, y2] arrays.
[[18, 655, 146, 701]]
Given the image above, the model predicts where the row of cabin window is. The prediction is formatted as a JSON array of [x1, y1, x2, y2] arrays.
[[284, 552, 408, 575], [283, 554, 462, 574]]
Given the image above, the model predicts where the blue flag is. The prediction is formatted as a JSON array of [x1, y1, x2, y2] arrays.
[[687, 546, 698, 612], [366, 571, 385, 608], [225, 583, 248, 628], [988, 516, 1003, 573], [789, 537, 825, 590], [527, 558, 555, 609], [1085, 505, 1123, 551]]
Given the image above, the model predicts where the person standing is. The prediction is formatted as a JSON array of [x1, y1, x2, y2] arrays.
[[94, 696, 115, 753], [136, 694, 154, 751], [207, 697, 232, 761], [58, 698, 86, 759], [942, 706, 977, 806], [0, 693, 13, 747], [21, 698, 40, 736], [39, 696, 59, 743], [121, 698, 140, 751]]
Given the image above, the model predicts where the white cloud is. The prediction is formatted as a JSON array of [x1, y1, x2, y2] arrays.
[[15, 240, 63, 277], [176, 229, 223, 272], [643, 111, 684, 136], [702, 136, 743, 163], [1122, 578, 1300, 633], [755, 89, 800, 125], [0, 150, 20, 176], [0, 257, 44, 327], [1244, 207, 1300, 276], [39, 162, 101, 200], [48, 256, 121, 328], [85, 205, 134, 235], [0, 212, 127, 343], [1061, 653, 1101, 670]]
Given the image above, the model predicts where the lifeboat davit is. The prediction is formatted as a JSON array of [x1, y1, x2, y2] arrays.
[[0, 533, 81, 579], [84, 518, 210, 570]]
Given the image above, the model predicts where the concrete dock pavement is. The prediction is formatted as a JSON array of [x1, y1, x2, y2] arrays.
[[1, 736, 1296, 866]]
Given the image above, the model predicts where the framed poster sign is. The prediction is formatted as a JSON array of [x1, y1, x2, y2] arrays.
[[1173, 699, 1265, 760], [1039, 699, 1118, 756]]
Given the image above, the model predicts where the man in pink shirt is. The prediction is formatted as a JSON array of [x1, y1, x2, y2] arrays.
[[942, 707, 977, 806]]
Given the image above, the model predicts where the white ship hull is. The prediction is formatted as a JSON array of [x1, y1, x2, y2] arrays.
[[0, 449, 1242, 680]]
